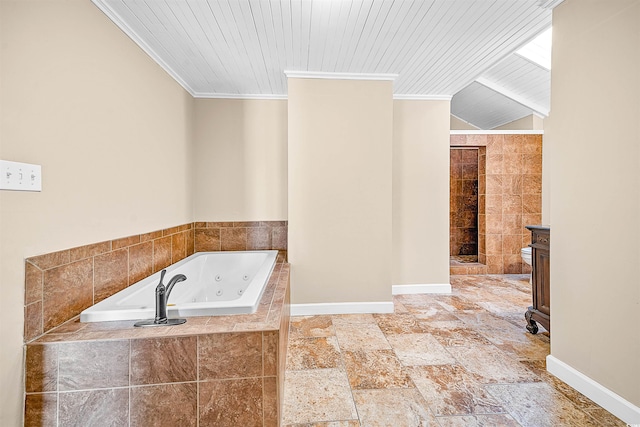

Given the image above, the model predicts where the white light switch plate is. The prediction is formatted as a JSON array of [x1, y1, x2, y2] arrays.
[[0, 160, 42, 192]]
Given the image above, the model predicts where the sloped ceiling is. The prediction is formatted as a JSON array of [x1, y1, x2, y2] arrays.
[[92, 0, 558, 103], [451, 81, 538, 130], [451, 28, 552, 129]]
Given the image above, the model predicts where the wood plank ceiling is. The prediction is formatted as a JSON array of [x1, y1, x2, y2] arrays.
[[93, 1, 557, 95], [451, 27, 552, 129]]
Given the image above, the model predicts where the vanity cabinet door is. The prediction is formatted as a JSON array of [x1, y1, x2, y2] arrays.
[[525, 225, 550, 334], [533, 249, 550, 317]]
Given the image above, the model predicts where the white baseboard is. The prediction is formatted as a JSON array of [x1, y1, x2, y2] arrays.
[[546, 355, 640, 426], [392, 283, 452, 295], [290, 301, 394, 316]]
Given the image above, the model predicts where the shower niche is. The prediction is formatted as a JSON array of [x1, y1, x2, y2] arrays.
[[450, 147, 479, 263]]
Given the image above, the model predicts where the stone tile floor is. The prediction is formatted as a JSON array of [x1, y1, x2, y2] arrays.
[[282, 275, 627, 426]]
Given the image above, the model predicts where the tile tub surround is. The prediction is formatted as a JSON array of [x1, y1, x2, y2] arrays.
[[282, 275, 626, 426], [24, 221, 288, 342], [194, 221, 288, 253], [450, 134, 542, 274], [25, 261, 290, 427]]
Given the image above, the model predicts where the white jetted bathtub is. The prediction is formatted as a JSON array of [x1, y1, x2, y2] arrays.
[[80, 250, 278, 322]]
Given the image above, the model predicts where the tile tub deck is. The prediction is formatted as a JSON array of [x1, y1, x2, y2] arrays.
[[24, 260, 290, 426]]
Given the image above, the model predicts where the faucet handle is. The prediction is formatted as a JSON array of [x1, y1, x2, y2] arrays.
[[156, 269, 168, 295]]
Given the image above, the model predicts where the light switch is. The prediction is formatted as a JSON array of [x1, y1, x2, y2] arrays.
[[0, 160, 42, 192]]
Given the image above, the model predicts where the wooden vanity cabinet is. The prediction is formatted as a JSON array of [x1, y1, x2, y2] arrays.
[[525, 225, 550, 334]]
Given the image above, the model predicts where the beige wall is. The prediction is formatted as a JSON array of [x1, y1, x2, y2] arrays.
[[0, 1, 193, 424], [288, 78, 393, 304], [450, 114, 479, 130], [494, 114, 544, 130], [394, 101, 450, 285], [547, 0, 640, 407], [193, 99, 288, 221]]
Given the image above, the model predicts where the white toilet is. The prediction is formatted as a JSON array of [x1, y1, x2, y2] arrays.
[[521, 247, 532, 283]]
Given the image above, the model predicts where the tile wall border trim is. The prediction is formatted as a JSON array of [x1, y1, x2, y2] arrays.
[[392, 283, 452, 295], [290, 301, 394, 316], [547, 355, 640, 426]]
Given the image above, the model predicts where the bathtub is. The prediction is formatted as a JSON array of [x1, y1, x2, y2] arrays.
[[80, 250, 278, 322]]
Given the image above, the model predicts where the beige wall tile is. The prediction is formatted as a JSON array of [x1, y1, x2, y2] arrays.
[[263, 331, 279, 376], [43, 259, 93, 331], [69, 241, 111, 262], [486, 235, 503, 255], [264, 376, 278, 427], [58, 340, 129, 391], [130, 383, 197, 427], [131, 336, 197, 385], [247, 227, 272, 250], [129, 242, 153, 284], [171, 232, 187, 263], [25, 344, 58, 393], [486, 175, 503, 195], [153, 236, 172, 272], [94, 249, 128, 303], [503, 235, 523, 255], [503, 175, 523, 195], [522, 154, 543, 174], [503, 214, 524, 235], [523, 194, 542, 214], [221, 227, 248, 251], [25, 262, 43, 305], [199, 332, 262, 380], [58, 389, 129, 426], [503, 153, 523, 174], [199, 378, 263, 427], [24, 302, 43, 342], [27, 250, 70, 271], [140, 230, 163, 242], [24, 393, 57, 427], [194, 228, 221, 252], [112, 235, 140, 250], [486, 135, 503, 153]]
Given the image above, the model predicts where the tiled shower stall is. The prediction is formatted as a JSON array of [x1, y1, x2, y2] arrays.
[[450, 147, 479, 260], [450, 133, 542, 275]]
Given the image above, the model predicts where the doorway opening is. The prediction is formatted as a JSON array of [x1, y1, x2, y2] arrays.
[[450, 147, 479, 263]]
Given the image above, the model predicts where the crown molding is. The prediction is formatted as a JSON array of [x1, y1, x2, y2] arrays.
[[91, 0, 198, 97], [197, 93, 456, 101], [284, 71, 398, 81], [193, 93, 288, 100]]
